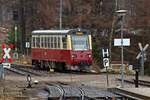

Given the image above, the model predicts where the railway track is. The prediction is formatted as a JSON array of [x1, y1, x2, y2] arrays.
[[45, 82, 121, 100], [5, 64, 43, 76], [5, 64, 98, 78], [117, 78, 150, 87], [111, 88, 150, 100], [133, 79, 150, 87], [15, 64, 98, 74], [5, 67, 28, 76], [59, 69, 98, 75]]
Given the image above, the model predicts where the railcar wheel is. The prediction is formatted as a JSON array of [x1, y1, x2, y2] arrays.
[[55, 62, 66, 72], [44, 61, 50, 71], [42, 61, 48, 70], [32, 60, 40, 70], [49, 61, 55, 69], [80, 65, 91, 72], [40, 61, 47, 70]]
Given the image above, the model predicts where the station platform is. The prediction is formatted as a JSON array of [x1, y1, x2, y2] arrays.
[[112, 88, 150, 100]]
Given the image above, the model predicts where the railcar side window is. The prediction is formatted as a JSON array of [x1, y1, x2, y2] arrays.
[[45, 37, 48, 48], [51, 37, 53, 48], [54, 37, 57, 48], [41, 37, 44, 48], [58, 37, 60, 48], [32, 37, 36, 47], [62, 37, 67, 49], [48, 37, 51, 48], [36, 37, 40, 48]]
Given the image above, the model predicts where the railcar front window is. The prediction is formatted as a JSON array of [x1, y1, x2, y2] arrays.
[[72, 35, 89, 50]]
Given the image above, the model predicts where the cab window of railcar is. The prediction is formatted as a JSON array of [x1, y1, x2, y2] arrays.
[[71, 35, 89, 50], [62, 37, 67, 49]]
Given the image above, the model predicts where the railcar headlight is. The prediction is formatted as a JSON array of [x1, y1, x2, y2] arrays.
[[71, 54, 77, 58], [88, 54, 92, 58]]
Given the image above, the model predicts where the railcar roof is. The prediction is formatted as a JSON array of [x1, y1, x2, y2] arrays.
[[32, 29, 71, 34], [32, 29, 90, 35]]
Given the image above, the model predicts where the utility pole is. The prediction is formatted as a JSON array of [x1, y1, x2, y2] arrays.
[[20, 0, 26, 54], [109, 0, 118, 78], [116, 10, 127, 88], [121, 13, 124, 88], [59, 0, 63, 29], [14, 26, 17, 51]]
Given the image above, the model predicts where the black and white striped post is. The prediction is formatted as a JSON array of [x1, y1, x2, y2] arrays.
[[102, 48, 109, 87]]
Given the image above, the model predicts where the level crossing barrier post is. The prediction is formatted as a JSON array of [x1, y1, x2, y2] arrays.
[[0, 64, 4, 80]]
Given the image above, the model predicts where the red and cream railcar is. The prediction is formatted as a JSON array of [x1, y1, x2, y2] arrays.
[[31, 29, 92, 71]]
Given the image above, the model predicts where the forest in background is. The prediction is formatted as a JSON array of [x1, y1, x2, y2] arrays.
[[0, 0, 150, 74]]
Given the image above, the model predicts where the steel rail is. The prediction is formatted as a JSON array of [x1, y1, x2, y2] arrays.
[[55, 85, 65, 100], [117, 78, 150, 87], [76, 87, 85, 100], [11, 64, 43, 76], [112, 88, 150, 100], [46, 83, 65, 100], [133, 79, 150, 87], [14, 67, 42, 76], [5, 67, 27, 76]]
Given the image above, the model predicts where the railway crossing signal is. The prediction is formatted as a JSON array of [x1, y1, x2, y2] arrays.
[[1, 43, 13, 63], [0, 43, 13, 80], [136, 43, 149, 76]]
